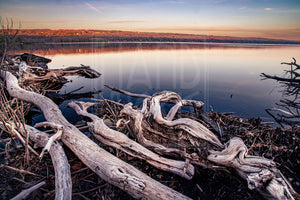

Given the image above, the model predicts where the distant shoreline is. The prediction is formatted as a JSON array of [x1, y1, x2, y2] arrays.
[[9, 29, 300, 45], [15, 35, 300, 45], [43, 41, 300, 46]]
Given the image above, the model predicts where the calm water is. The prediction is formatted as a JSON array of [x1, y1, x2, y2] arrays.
[[20, 42, 300, 121]]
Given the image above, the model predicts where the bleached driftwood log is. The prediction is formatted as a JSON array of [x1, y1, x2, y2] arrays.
[[105, 84, 223, 135], [0, 121, 72, 200], [0, 70, 191, 200], [120, 103, 209, 169], [107, 86, 297, 200], [146, 91, 223, 148], [18, 61, 101, 81], [68, 101, 195, 180], [207, 137, 294, 200], [23, 125, 72, 200]]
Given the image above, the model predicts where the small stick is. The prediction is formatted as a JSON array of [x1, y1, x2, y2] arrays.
[[105, 84, 150, 98], [72, 185, 106, 195], [0, 137, 11, 143], [77, 194, 91, 200], [91, 98, 124, 107], [12, 177, 31, 185], [71, 166, 89, 175], [20, 101, 30, 165], [196, 184, 203, 192], [2, 164, 42, 177], [67, 86, 84, 94], [10, 181, 46, 200], [94, 88, 117, 119], [34, 122, 64, 159], [0, 122, 39, 156]]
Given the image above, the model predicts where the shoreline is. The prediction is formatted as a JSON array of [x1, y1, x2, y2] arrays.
[[12, 29, 300, 44], [43, 41, 300, 46]]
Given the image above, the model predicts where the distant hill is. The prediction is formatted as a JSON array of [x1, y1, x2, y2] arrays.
[[13, 29, 300, 44]]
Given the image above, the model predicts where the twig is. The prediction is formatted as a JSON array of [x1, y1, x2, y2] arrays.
[[94, 88, 117, 119], [67, 86, 84, 94], [71, 166, 89, 175], [105, 84, 150, 98], [0, 122, 39, 156], [2, 164, 42, 177], [72, 185, 106, 195], [34, 122, 64, 159], [76, 194, 91, 200], [91, 98, 124, 107], [10, 181, 46, 200], [20, 101, 30, 165], [12, 177, 31, 185]]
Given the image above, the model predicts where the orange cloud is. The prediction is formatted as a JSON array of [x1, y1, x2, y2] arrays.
[[264, 8, 272, 11], [107, 20, 146, 24]]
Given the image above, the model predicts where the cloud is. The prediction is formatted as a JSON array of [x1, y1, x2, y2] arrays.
[[264, 8, 272, 11], [211, 0, 228, 4], [167, 0, 185, 4], [108, 20, 146, 24], [239, 7, 247, 10], [85, 2, 102, 14]]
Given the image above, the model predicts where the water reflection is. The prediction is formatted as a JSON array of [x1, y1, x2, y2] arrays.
[[15, 43, 300, 119]]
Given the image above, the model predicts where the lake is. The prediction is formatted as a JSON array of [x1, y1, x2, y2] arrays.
[[18, 42, 300, 122]]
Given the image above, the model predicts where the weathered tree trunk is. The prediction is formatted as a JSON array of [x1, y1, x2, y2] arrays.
[[0, 70, 191, 200]]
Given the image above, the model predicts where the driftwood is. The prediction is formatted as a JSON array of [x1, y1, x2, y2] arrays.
[[106, 86, 297, 200], [68, 101, 195, 180], [105, 84, 223, 135], [0, 54, 298, 199], [27, 125, 72, 200], [18, 61, 101, 81], [0, 70, 191, 200], [121, 103, 198, 160], [0, 121, 72, 200], [146, 91, 223, 148], [20, 53, 52, 65], [104, 84, 204, 109]]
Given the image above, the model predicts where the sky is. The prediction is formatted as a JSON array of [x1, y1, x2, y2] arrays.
[[0, 0, 300, 40]]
